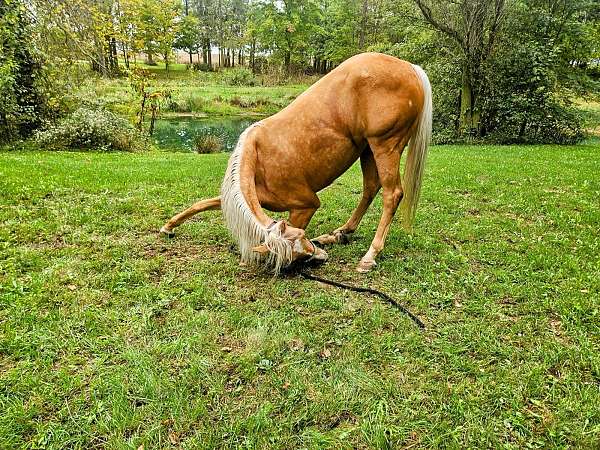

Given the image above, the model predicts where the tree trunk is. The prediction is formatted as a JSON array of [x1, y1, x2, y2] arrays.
[[250, 39, 256, 73], [94, 38, 108, 76], [459, 68, 480, 134], [122, 42, 130, 69], [359, 0, 368, 49]]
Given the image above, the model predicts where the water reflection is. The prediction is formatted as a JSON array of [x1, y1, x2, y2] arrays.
[[152, 116, 261, 152]]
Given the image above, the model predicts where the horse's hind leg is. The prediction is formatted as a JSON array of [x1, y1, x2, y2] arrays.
[[160, 196, 221, 237], [357, 136, 407, 273], [314, 149, 380, 245]]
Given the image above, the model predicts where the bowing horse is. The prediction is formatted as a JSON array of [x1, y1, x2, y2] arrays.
[[160, 52, 432, 273]]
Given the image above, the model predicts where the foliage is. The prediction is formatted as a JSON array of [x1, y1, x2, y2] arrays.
[[221, 67, 258, 86], [128, 68, 172, 135], [174, 14, 202, 63], [249, 0, 322, 72], [482, 36, 585, 144], [0, 0, 58, 142], [33, 106, 146, 152], [410, 0, 598, 143], [194, 134, 223, 153], [192, 62, 214, 72]]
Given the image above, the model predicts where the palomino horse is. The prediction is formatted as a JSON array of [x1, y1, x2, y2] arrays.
[[160, 52, 432, 273]]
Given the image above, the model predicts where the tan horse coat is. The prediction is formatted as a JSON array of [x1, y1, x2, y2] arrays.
[[161, 52, 432, 273]]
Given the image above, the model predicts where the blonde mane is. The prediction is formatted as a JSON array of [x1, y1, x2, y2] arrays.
[[220, 124, 293, 274]]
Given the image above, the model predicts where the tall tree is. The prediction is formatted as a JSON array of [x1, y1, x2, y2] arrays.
[[1, 0, 53, 140], [414, 0, 506, 134], [133, 0, 180, 70], [175, 14, 202, 64]]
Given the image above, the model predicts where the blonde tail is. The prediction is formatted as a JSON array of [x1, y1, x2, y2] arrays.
[[402, 64, 432, 230]]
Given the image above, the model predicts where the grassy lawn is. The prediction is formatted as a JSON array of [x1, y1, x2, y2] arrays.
[[81, 67, 311, 120], [576, 98, 600, 137], [1, 144, 599, 448]]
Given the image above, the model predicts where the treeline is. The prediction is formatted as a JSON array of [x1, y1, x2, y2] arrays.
[[2, 0, 599, 144]]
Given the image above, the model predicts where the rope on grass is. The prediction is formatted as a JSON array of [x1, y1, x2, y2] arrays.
[[299, 270, 425, 330]]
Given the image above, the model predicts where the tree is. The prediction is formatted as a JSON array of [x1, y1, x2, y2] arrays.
[[175, 14, 202, 64], [131, 0, 180, 70], [479, 0, 599, 143], [254, 0, 321, 73], [414, 0, 506, 135], [1, 0, 53, 141]]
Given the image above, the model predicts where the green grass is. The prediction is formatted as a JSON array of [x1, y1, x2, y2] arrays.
[[81, 67, 312, 120], [576, 98, 600, 137], [1, 144, 599, 448]]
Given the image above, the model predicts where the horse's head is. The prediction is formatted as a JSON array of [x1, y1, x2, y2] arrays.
[[252, 220, 328, 268]]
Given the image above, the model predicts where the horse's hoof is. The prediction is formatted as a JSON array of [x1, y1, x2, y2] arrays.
[[313, 234, 337, 246], [159, 226, 175, 238], [356, 259, 376, 273], [336, 231, 351, 245]]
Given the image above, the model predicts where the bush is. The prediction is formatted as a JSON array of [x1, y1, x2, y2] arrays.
[[1, 0, 61, 142], [194, 134, 222, 154], [165, 98, 188, 113], [34, 107, 146, 152], [221, 67, 257, 86], [192, 62, 213, 72], [229, 96, 271, 108]]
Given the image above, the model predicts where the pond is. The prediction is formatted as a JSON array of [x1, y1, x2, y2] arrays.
[[151, 116, 262, 152]]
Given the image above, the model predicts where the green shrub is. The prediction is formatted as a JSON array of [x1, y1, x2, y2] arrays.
[[165, 98, 188, 113], [194, 134, 222, 154], [192, 62, 213, 72], [229, 96, 271, 108], [221, 67, 257, 86], [1, 0, 62, 142], [34, 107, 146, 152]]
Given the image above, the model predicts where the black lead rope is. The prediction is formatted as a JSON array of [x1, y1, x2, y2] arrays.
[[299, 270, 426, 330]]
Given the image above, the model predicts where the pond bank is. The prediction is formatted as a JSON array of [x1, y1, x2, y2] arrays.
[[151, 116, 263, 152]]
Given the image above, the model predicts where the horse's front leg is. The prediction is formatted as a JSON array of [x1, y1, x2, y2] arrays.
[[315, 149, 380, 245], [288, 208, 318, 229]]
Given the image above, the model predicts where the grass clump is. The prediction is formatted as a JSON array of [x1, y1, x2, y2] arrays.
[[34, 106, 146, 152], [221, 67, 258, 86], [194, 134, 223, 153]]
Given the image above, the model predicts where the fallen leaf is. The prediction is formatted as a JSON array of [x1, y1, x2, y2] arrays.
[[168, 432, 179, 445], [289, 339, 304, 352], [221, 346, 233, 352], [282, 381, 290, 390], [320, 348, 331, 358]]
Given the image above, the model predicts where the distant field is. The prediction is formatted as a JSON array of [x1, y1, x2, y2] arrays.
[[85, 75, 309, 119], [1, 144, 599, 447], [81, 63, 314, 120], [576, 98, 600, 137]]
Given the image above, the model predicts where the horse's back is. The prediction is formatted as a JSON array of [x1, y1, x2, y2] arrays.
[[251, 53, 425, 195], [272, 52, 423, 140]]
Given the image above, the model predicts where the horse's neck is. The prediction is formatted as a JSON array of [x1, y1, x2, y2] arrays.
[[221, 125, 293, 270]]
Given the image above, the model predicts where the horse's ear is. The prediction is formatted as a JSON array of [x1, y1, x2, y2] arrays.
[[252, 244, 270, 254], [277, 220, 287, 234]]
